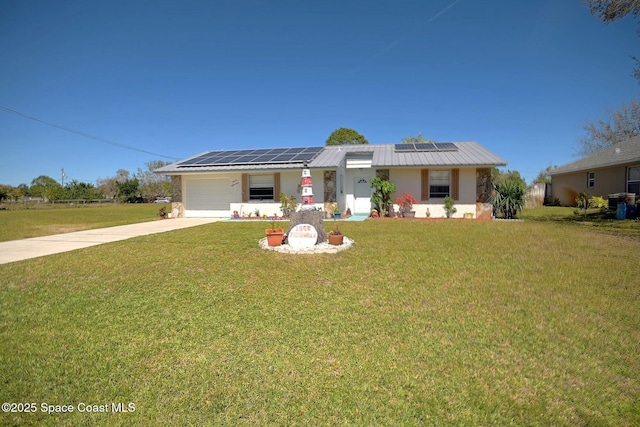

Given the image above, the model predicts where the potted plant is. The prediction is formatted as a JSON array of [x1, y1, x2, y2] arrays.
[[265, 219, 284, 246], [443, 196, 457, 218], [328, 219, 344, 245], [279, 192, 298, 217], [333, 206, 341, 219], [394, 192, 418, 218]]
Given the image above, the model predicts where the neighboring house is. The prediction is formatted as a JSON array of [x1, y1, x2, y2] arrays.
[[549, 136, 640, 206], [154, 142, 507, 218]]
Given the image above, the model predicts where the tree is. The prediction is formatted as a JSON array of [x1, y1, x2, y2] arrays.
[[30, 175, 63, 201], [583, 0, 640, 82], [578, 99, 640, 156], [135, 160, 172, 200], [583, 0, 640, 23], [370, 177, 396, 217], [491, 168, 527, 187], [401, 132, 433, 143], [116, 178, 140, 203], [63, 180, 101, 200], [97, 169, 131, 199], [325, 128, 368, 146], [532, 165, 556, 184]]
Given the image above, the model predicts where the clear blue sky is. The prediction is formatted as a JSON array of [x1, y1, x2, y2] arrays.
[[1, 0, 638, 187]]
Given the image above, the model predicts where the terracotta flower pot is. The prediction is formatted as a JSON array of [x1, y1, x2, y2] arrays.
[[265, 228, 284, 246], [328, 233, 344, 246]]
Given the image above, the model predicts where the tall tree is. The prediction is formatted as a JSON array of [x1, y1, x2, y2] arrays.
[[583, 0, 640, 22], [583, 0, 640, 81], [30, 175, 63, 201], [63, 180, 100, 200], [135, 160, 172, 200], [97, 169, 131, 199], [116, 178, 140, 203], [578, 99, 640, 156], [325, 128, 368, 146]]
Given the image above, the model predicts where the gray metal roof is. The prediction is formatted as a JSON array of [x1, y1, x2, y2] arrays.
[[154, 142, 507, 174], [550, 136, 640, 175]]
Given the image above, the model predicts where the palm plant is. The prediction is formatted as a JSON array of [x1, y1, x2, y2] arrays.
[[492, 179, 526, 219]]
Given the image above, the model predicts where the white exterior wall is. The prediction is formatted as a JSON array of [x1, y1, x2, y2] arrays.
[[182, 170, 330, 217], [390, 167, 478, 218], [179, 167, 481, 218]]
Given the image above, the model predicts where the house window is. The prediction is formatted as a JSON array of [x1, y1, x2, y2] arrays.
[[628, 166, 640, 195], [429, 170, 450, 198], [249, 174, 274, 200], [587, 172, 595, 189]]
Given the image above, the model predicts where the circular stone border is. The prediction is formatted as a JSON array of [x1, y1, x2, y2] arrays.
[[259, 236, 355, 254]]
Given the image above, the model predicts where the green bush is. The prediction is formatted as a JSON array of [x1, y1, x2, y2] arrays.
[[589, 196, 608, 209], [493, 179, 526, 219], [370, 177, 396, 217]]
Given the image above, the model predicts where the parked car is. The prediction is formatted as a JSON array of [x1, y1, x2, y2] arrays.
[[153, 198, 171, 204]]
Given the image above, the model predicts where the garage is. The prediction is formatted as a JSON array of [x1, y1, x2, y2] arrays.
[[184, 177, 231, 217]]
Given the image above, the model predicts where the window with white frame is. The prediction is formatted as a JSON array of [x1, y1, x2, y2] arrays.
[[429, 170, 450, 198], [249, 174, 274, 200], [628, 166, 640, 195], [587, 171, 595, 189]]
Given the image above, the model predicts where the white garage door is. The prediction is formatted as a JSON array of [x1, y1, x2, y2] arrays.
[[185, 178, 231, 211]]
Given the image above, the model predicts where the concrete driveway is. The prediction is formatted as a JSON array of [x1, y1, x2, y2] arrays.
[[0, 218, 221, 265]]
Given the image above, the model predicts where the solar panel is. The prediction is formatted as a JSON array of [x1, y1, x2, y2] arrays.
[[394, 142, 457, 153], [177, 146, 324, 167], [434, 142, 457, 151], [413, 143, 437, 151]]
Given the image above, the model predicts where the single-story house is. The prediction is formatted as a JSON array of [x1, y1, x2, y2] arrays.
[[549, 136, 640, 206], [154, 142, 507, 218]]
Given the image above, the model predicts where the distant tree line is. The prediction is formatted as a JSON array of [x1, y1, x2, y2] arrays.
[[0, 160, 172, 204]]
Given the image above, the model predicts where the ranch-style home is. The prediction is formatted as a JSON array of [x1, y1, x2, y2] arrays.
[[154, 142, 507, 219], [549, 136, 640, 206]]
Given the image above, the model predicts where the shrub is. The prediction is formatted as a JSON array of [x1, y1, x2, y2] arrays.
[[492, 179, 526, 219], [443, 196, 457, 218], [589, 196, 608, 209], [370, 177, 396, 217]]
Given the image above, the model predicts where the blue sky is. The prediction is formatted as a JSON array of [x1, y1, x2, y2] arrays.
[[1, 0, 638, 187]]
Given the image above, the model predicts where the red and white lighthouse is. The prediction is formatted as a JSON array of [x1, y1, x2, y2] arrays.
[[300, 162, 314, 208]]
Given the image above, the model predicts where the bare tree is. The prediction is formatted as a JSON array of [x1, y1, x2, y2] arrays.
[[578, 99, 640, 156], [583, 0, 640, 81]]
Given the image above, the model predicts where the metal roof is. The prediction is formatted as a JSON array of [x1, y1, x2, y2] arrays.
[[550, 136, 640, 175], [154, 142, 507, 174]]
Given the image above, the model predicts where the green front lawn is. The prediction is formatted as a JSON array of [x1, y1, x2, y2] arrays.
[[1, 211, 638, 425], [0, 204, 160, 242]]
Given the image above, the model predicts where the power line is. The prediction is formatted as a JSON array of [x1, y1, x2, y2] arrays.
[[0, 105, 180, 160]]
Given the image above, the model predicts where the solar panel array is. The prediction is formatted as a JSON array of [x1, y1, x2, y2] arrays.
[[394, 142, 458, 152], [177, 146, 324, 167]]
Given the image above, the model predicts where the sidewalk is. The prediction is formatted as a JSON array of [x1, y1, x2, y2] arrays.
[[0, 218, 221, 265]]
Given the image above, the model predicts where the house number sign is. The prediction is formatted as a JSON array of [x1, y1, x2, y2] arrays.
[[288, 224, 318, 249]]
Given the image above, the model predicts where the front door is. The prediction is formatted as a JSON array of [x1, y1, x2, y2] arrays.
[[354, 177, 371, 214]]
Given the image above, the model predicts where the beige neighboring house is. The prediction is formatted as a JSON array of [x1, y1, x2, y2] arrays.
[[549, 136, 640, 206]]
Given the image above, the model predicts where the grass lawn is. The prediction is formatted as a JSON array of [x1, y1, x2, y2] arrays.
[[0, 204, 161, 242], [1, 208, 638, 425]]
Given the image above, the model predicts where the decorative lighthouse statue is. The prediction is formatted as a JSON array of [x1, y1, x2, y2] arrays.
[[300, 161, 314, 210]]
